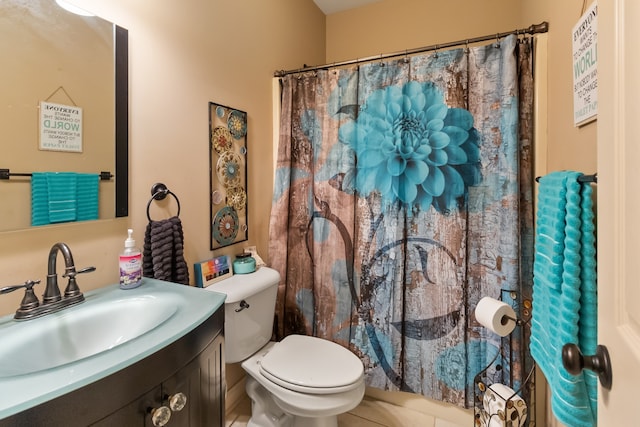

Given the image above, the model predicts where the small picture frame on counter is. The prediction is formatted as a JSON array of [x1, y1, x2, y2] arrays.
[[194, 255, 232, 287]]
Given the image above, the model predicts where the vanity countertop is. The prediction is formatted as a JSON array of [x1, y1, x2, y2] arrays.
[[0, 279, 226, 419]]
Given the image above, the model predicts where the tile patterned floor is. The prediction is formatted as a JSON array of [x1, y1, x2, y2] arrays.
[[226, 395, 465, 427]]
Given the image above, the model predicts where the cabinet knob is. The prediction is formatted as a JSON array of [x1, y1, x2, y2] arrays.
[[167, 392, 187, 412], [149, 405, 171, 426]]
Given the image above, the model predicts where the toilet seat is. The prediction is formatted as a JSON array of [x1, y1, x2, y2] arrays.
[[258, 335, 364, 395]]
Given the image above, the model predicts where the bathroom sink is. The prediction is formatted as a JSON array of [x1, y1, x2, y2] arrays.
[[0, 279, 226, 419], [0, 294, 177, 378]]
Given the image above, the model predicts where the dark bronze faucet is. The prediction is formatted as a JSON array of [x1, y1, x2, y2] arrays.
[[0, 242, 95, 320]]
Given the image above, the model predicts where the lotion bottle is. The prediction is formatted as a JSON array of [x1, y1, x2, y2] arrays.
[[119, 229, 142, 289]]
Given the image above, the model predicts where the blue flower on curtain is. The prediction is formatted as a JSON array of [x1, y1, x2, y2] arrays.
[[338, 81, 481, 213]]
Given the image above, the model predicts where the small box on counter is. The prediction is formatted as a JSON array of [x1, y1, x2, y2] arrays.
[[194, 255, 232, 287]]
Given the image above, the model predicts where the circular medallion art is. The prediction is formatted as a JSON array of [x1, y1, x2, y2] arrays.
[[211, 190, 223, 205], [216, 105, 226, 118], [227, 110, 247, 139], [226, 187, 247, 211], [216, 151, 243, 188], [212, 206, 239, 245], [211, 126, 233, 154]]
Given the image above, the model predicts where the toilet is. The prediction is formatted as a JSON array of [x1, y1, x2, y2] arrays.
[[204, 267, 365, 427]]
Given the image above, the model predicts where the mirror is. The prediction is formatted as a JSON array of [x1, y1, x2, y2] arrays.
[[0, 0, 128, 231]]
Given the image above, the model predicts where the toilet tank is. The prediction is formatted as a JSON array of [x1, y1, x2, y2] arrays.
[[205, 267, 280, 363]]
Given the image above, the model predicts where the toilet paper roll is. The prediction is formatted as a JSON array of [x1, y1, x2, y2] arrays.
[[482, 383, 528, 427], [475, 297, 517, 337]]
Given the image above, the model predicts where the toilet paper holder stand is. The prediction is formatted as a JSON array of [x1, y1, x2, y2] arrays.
[[473, 290, 535, 427]]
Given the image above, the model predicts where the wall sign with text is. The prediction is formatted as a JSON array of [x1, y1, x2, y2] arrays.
[[572, 2, 597, 126], [39, 101, 83, 152]]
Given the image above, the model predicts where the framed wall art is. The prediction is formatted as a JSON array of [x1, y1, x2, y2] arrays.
[[209, 102, 248, 250]]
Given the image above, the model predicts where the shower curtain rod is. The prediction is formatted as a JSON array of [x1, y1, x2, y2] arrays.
[[274, 21, 548, 77]]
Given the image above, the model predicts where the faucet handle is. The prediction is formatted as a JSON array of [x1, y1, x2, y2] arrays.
[[0, 280, 41, 312], [62, 266, 95, 299], [63, 266, 97, 279], [1, 279, 40, 294]]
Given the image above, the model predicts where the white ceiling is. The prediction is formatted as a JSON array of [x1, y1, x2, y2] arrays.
[[313, 0, 382, 15]]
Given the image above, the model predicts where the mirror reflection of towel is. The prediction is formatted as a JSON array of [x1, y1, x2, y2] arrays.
[[31, 172, 100, 226], [76, 173, 99, 221], [31, 173, 50, 226], [47, 172, 76, 223]]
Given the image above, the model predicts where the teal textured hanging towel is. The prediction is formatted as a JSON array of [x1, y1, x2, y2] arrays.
[[530, 171, 597, 427], [31, 172, 50, 226], [47, 172, 77, 223], [31, 172, 100, 225], [76, 173, 99, 221]]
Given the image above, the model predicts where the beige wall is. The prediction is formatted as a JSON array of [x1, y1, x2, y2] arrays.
[[0, 0, 597, 319], [0, 0, 597, 423], [0, 0, 325, 317], [522, 0, 597, 176], [326, 0, 520, 62]]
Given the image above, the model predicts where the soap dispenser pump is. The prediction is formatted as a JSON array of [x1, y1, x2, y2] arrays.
[[119, 229, 142, 289]]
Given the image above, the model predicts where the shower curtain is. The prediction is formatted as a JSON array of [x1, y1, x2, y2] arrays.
[[269, 35, 534, 407]]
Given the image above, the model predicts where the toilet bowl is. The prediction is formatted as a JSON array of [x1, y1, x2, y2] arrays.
[[203, 267, 365, 427], [243, 338, 365, 426]]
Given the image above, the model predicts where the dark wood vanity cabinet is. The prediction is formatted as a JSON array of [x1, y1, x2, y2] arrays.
[[0, 308, 225, 427]]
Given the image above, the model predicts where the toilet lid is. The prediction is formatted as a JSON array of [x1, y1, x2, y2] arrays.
[[259, 335, 364, 392]]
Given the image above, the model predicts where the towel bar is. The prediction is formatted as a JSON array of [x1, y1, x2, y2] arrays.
[[0, 169, 113, 181], [535, 173, 597, 183]]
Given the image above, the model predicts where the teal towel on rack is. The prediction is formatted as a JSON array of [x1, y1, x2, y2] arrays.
[[31, 173, 50, 226], [530, 171, 597, 427], [31, 172, 99, 225], [76, 173, 99, 221], [47, 172, 77, 223]]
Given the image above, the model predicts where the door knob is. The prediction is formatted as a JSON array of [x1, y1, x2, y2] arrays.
[[562, 343, 613, 390]]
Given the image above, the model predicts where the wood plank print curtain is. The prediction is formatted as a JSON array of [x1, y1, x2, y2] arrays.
[[269, 35, 534, 407]]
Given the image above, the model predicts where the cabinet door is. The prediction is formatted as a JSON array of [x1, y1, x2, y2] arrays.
[[90, 386, 158, 427], [162, 334, 225, 427]]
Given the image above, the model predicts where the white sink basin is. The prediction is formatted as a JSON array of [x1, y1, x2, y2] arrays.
[[0, 294, 177, 378], [0, 279, 226, 420]]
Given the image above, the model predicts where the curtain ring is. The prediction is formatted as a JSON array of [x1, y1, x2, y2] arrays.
[[495, 33, 501, 47], [379, 53, 385, 67], [403, 49, 409, 63], [433, 44, 439, 58], [464, 39, 470, 54]]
